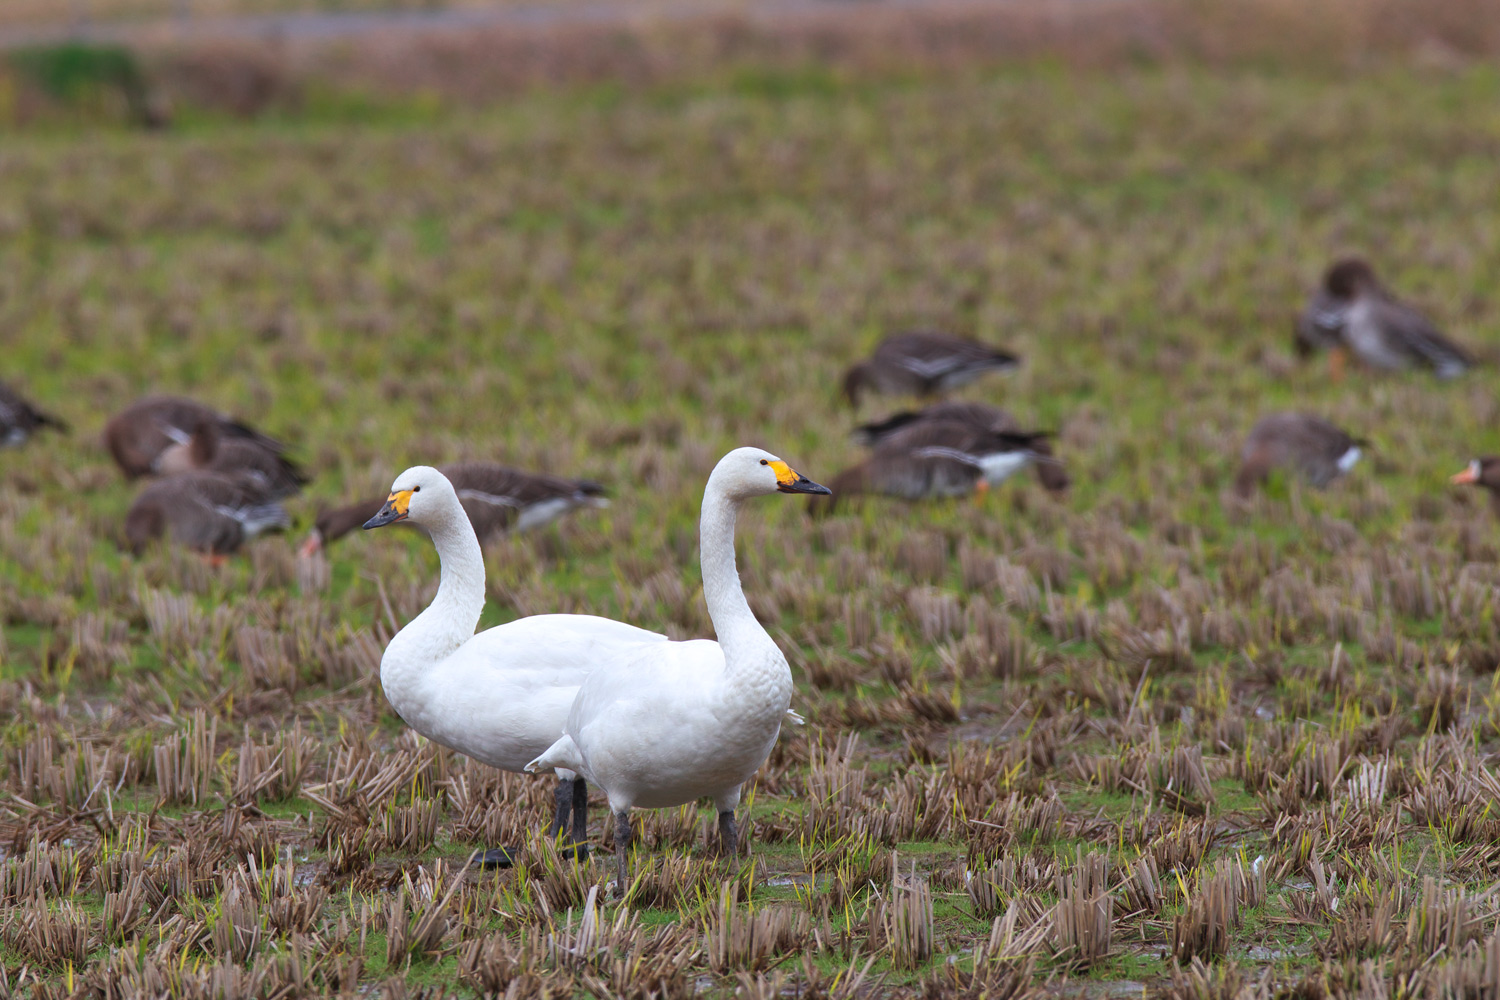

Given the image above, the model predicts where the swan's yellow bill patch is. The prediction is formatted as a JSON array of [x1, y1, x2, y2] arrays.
[[769, 461, 799, 487], [387, 489, 414, 516]]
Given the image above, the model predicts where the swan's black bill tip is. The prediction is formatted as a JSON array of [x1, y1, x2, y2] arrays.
[[364, 489, 413, 529], [778, 475, 832, 496]]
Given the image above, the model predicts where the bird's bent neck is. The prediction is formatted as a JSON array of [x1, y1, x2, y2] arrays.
[[382, 505, 486, 686]]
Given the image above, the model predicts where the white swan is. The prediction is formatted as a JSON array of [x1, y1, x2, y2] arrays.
[[526, 447, 830, 890], [363, 466, 670, 866]]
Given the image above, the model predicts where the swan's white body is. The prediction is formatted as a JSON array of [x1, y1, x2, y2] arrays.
[[528, 448, 821, 820], [371, 470, 666, 783], [384, 615, 667, 777]]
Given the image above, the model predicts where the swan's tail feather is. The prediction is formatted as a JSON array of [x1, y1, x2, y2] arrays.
[[526, 735, 582, 776]]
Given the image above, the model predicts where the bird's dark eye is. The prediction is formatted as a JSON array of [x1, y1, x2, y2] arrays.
[[413, 486, 421, 492], [760, 459, 768, 466]]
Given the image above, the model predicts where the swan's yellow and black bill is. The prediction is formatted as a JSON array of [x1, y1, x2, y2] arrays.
[[364, 490, 414, 529], [771, 461, 832, 496], [1452, 461, 1481, 485]]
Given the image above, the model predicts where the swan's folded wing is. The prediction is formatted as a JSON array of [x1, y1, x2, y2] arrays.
[[563, 638, 725, 738], [457, 614, 669, 688]]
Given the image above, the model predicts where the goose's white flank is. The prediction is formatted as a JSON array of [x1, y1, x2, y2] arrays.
[[527, 447, 831, 891], [363, 465, 670, 865]]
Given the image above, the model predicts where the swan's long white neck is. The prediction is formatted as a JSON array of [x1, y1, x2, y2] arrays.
[[699, 478, 783, 673], [380, 497, 486, 699]]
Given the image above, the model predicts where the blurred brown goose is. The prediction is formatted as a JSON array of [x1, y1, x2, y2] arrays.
[[855, 401, 1069, 493], [842, 331, 1019, 407], [104, 395, 294, 480], [1294, 258, 1472, 379], [300, 462, 609, 556], [156, 413, 307, 498], [0, 381, 67, 446], [817, 420, 1049, 513], [125, 471, 291, 557], [1452, 458, 1500, 515], [1233, 413, 1364, 498]]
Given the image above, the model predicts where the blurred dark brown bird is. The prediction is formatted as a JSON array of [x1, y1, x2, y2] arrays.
[[815, 419, 1050, 514], [300, 462, 609, 556], [104, 395, 297, 481], [1294, 258, 1472, 379], [155, 413, 307, 499], [854, 400, 1069, 494], [1233, 413, 1364, 498], [842, 331, 1019, 407], [0, 381, 68, 446], [124, 471, 290, 557]]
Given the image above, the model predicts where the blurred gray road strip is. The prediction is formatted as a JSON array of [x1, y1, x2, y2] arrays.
[[0, 0, 1112, 49]]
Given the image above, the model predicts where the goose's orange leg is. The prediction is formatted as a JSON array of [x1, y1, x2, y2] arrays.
[[1328, 346, 1348, 383]]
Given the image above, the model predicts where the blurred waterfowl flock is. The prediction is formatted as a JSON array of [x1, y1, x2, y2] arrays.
[[13, 253, 1466, 564], [2, 47, 1500, 997]]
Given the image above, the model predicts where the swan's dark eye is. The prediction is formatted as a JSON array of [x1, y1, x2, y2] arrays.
[[760, 459, 768, 466]]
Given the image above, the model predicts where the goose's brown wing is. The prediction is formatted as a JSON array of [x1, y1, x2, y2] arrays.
[[211, 439, 309, 497], [445, 462, 607, 537], [876, 418, 1044, 458], [856, 401, 1020, 447], [1371, 297, 1472, 377], [917, 400, 1018, 432], [876, 331, 1020, 382]]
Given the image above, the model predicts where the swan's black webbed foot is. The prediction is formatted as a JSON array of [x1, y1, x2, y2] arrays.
[[475, 847, 517, 869], [557, 842, 591, 862]]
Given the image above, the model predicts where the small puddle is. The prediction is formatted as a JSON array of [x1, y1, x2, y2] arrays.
[[1049, 980, 1148, 998], [766, 873, 813, 888]]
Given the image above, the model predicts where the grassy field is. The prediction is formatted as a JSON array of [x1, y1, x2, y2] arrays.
[[2, 48, 1500, 998]]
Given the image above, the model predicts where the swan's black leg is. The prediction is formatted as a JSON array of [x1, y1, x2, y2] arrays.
[[567, 777, 590, 861], [614, 809, 632, 896], [717, 808, 738, 859], [546, 778, 572, 839]]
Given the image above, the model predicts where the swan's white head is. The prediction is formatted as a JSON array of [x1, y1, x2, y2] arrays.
[[709, 447, 831, 501], [364, 465, 460, 530]]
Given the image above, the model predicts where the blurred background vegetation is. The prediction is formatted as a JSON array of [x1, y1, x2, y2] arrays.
[[0, 0, 1497, 128]]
